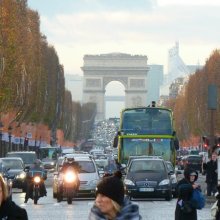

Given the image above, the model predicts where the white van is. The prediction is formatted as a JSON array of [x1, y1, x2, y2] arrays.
[[74, 156, 100, 197]]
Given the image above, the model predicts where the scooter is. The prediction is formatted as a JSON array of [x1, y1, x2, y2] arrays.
[[57, 169, 79, 204]]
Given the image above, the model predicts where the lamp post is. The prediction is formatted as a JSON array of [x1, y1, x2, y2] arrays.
[[8, 126, 12, 152]]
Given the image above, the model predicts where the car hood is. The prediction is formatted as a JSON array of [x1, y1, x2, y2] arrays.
[[126, 171, 168, 182], [78, 173, 99, 182], [42, 159, 55, 164], [7, 169, 24, 177]]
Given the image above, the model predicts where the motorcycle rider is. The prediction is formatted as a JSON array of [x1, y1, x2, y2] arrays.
[[59, 157, 81, 191], [24, 159, 47, 203]]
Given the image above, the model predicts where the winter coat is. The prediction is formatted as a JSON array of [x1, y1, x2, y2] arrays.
[[175, 168, 198, 220], [88, 197, 142, 220], [204, 160, 217, 184], [0, 198, 28, 220]]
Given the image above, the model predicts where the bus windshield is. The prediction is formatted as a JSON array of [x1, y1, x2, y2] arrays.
[[121, 138, 172, 164], [122, 108, 172, 135], [39, 147, 60, 161]]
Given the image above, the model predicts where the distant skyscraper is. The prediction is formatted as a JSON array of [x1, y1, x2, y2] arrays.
[[64, 74, 83, 102], [160, 42, 202, 96], [167, 41, 190, 84], [147, 65, 163, 105]]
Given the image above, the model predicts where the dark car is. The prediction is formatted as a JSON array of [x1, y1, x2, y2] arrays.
[[124, 157, 173, 200], [0, 157, 26, 191], [165, 161, 179, 197], [184, 155, 203, 173], [0, 162, 13, 200]]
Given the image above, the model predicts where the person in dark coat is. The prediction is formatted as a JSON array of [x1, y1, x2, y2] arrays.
[[0, 175, 28, 220], [203, 151, 218, 196], [88, 171, 142, 220], [175, 168, 200, 220]]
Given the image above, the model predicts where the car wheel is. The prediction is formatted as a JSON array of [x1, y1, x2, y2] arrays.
[[172, 191, 177, 198], [53, 192, 57, 198], [165, 191, 172, 201], [57, 193, 62, 202], [22, 186, 26, 193]]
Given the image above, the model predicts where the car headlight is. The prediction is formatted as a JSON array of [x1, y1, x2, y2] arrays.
[[90, 179, 99, 186], [124, 178, 135, 186], [159, 179, 170, 186], [50, 162, 55, 165], [8, 179, 13, 186], [171, 177, 177, 184], [17, 172, 26, 179]]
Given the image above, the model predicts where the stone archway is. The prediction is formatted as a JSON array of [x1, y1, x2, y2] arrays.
[[81, 53, 149, 121]]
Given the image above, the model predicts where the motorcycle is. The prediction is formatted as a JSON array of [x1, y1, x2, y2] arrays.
[[32, 175, 43, 204], [57, 169, 79, 204]]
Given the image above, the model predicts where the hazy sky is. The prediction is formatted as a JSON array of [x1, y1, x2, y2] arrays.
[[28, 0, 220, 75]]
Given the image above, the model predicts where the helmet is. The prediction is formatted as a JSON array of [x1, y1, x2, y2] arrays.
[[34, 159, 41, 166], [66, 157, 74, 163]]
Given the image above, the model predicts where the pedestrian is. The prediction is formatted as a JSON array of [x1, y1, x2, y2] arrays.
[[0, 175, 28, 219], [88, 171, 142, 220], [203, 151, 218, 196], [175, 168, 200, 220]]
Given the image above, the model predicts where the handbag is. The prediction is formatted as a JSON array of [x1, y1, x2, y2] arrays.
[[211, 201, 218, 218]]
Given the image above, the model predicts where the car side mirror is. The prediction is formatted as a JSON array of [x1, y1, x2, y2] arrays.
[[176, 170, 182, 175], [120, 164, 126, 170], [113, 135, 118, 148], [24, 166, 30, 172]]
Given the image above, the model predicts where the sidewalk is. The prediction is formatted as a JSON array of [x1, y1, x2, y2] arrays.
[[205, 195, 216, 204]]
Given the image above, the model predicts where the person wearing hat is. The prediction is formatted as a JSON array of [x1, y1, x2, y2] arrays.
[[88, 171, 142, 220], [175, 168, 200, 220]]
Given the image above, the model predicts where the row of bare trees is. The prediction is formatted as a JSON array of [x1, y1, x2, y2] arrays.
[[165, 50, 220, 146], [0, 0, 96, 144]]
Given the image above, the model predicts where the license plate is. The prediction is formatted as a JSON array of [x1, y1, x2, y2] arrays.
[[139, 188, 154, 192]]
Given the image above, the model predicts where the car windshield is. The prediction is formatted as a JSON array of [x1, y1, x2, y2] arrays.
[[95, 159, 108, 169], [166, 162, 174, 172], [2, 159, 23, 169], [129, 160, 165, 172], [7, 153, 37, 164], [187, 156, 202, 162], [78, 161, 96, 173]]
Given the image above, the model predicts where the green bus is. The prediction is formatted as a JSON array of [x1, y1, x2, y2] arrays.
[[113, 106, 179, 165]]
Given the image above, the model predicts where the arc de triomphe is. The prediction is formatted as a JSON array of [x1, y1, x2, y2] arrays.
[[81, 53, 149, 121]]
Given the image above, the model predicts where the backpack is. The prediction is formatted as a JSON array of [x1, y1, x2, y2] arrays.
[[191, 188, 205, 209]]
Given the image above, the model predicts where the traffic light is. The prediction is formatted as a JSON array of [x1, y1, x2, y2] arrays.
[[202, 136, 209, 149]]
